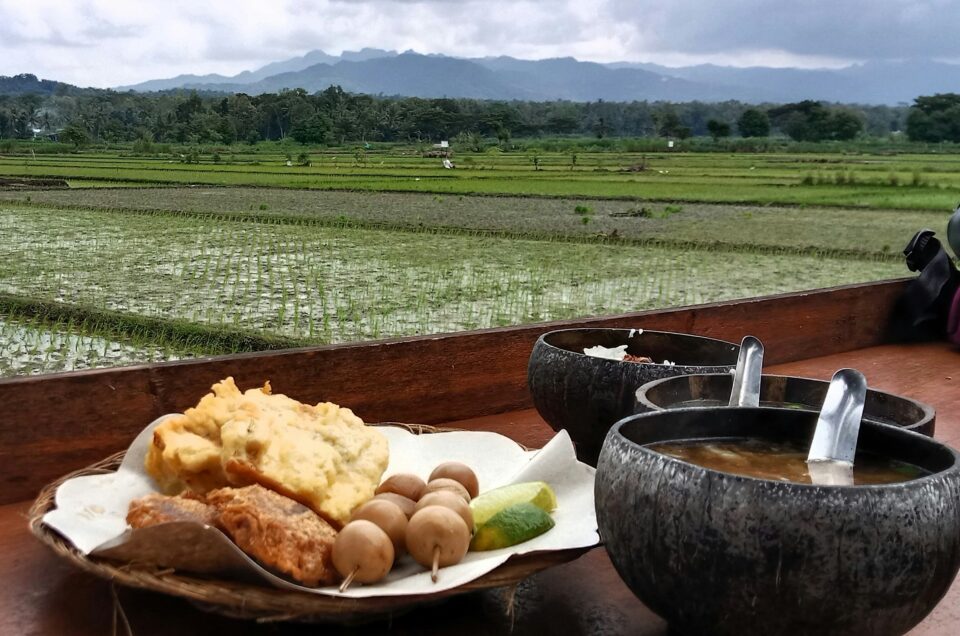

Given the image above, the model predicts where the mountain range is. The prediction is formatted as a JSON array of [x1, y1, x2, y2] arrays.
[[70, 49, 960, 105]]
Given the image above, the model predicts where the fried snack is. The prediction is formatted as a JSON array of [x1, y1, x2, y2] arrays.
[[144, 415, 228, 495], [145, 377, 389, 527], [143, 378, 252, 494], [126, 492, 218, 528], [206, 485, 338, 587]]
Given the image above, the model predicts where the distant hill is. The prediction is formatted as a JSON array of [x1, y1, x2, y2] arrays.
[[0, 73, 79, 96], [470, 56, 726, 102], [115, 48, 400, 92], [612, 59, 960, 105], [122, 52, 726, 102], [194, 54, 537, 99], [115, 49, 960, 105]]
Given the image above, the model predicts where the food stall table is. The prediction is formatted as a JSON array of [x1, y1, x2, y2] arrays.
[[1, 280, 957, 635]]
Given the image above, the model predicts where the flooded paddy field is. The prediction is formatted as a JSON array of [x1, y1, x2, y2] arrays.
[[0, 202, 904, 376], [0, 187, 944, 259], [0, 313, 195, 376]]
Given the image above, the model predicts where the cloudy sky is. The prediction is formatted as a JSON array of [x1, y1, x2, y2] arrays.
[[1, 0, 957, 87]]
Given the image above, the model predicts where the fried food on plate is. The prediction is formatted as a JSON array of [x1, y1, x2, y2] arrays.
[[126, 492, 218, 529], [144, 377, 389, 526], [206, 484, 339, 587]]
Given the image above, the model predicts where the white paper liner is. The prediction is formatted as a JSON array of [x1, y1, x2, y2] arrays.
[[42, 416, 598, 598]]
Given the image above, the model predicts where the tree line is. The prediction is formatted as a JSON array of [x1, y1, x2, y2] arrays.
[[2, 78, 955, 146]]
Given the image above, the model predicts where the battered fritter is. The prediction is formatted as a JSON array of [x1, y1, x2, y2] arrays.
[[144, 377, 389, 526]]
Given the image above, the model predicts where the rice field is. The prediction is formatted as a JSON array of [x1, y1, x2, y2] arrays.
[[2, 147, 960, 209], [0, 187, 948, 259], [2, 144, 948, 378], [0, 202, 905, 377], [0, 314, 196, 376]]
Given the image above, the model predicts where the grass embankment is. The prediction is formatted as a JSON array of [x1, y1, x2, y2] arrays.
[[0, 292, 300, 354]]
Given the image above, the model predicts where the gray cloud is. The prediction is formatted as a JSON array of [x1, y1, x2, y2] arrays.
[[81, 18, 139, 40], [1, 0, 957, 87], [606, 0, 960, 60], [0, 23, 86, 48]]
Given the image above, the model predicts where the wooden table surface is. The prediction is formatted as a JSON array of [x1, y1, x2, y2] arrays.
[[2, 340, 958, 635]]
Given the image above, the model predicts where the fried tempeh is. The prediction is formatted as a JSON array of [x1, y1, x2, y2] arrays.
[[126, 492, 218, 528], [205, 484, 339, 587]]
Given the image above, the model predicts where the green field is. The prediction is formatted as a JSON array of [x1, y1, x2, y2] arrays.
[[0, 144, 947, 377], [0, 187, 947, 259], [2, 147, 960, 209]]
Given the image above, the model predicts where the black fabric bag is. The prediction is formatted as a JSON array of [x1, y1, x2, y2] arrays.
[[892, 228, 960, 342]]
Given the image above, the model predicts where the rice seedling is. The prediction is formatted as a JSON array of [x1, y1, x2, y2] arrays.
[[0, 188, 944, 260], [0, 312, 196, 377], [0, 205, 906, 359], [1, 144, 941, 376]]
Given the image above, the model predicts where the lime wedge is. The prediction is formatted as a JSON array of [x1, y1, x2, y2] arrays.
[[470, 502, 555, 551], [469, 480, 557, 527]]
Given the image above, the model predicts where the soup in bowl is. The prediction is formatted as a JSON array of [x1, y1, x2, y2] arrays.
[[635, 372, 936, 436], [595, 406, 960, 636]]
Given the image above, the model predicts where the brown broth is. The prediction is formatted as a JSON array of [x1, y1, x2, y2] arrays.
[[649, 438, 929, 485]]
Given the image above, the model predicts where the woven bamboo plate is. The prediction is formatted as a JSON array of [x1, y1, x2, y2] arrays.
[[28, 423, 594, 624]]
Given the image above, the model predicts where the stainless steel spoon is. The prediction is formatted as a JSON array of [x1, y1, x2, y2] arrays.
[[728, 335, 763, 407], [806, 368, 867, 486]]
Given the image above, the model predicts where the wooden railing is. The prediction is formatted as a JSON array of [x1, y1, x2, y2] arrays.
[[0, 279, 909, 504]]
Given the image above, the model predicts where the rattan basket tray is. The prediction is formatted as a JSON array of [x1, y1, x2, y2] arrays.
[[28, 423, 593, 624]]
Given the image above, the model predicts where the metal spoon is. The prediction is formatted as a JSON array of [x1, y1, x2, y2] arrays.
[[728, 335, 764, 407], [806, 368, 867, 486]]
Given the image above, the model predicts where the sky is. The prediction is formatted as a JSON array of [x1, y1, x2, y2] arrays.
[[1, 0, 958, 88]]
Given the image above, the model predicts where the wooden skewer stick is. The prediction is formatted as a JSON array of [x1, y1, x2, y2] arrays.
[[339, 568, 358, 593], [431, 545, 440, 582]]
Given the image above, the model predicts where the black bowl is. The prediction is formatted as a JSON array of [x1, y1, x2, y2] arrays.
[[527, 328, 739, 465], [635, 373, 936, 436], [595, 407, 960, 636]]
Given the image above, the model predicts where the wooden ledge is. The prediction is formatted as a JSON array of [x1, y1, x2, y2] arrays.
[[0, 279, 911, 504]]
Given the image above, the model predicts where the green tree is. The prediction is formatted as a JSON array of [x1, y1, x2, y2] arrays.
[[768, 101, 828, 141], [906, 93, 960, 142], [546, 108, 579, 134], [290, 113, 331, 144], [768, 101, 861, 141], [593, 116, 609, 139], [174, 91, 204, 123], [225, 94, 261, 143], [0, 109, 11, 139], [737, 108, 770, 137], [495, 124, 511, 146], [131, 133, 154, 155], [480, 102, 521, 138], [706, 119, 731, 141], [59, 122, 90, 149], [827, 110, 864, 141], [454, 130, 484, 152], [16, 93, 42, 137], [654, 108, 683, 137]]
